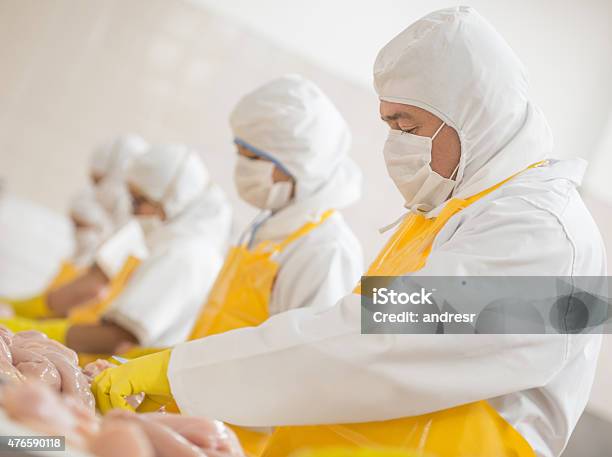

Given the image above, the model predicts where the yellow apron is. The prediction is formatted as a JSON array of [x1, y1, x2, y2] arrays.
[[188, 210, 335, 456], [48, 261, 81, 289], [189, 210, 335, 339], [260, 165, 545, 457], [69, 256, 140, 325], [72, 256, 141, 366]]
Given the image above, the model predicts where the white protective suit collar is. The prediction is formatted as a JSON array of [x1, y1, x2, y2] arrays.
[[374, 6, 554, 216]]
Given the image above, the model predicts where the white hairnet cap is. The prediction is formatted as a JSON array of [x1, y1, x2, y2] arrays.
[[90, 134, 148, 179], [126, 144, 210, 219], [374, 6, 553, 199], [229, 75, 356, 200]]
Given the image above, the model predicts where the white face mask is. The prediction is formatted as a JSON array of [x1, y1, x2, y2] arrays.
[[136, 214, 163, 236], [383, 122, 459, 213], [234, 155, 293, 210]]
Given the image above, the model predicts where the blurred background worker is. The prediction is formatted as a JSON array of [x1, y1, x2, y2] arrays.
[[74, 133, 149, 263], [188, 75, 364, 340], [1, 134, 148, 319], [69, 190, 112, 269], [92, 8, 606, 457], [1, 145, 233, 353]]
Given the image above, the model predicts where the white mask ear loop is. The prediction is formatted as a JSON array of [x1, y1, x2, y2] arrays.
[[431, 121, 460, 181], [432, 121, 445, 141]]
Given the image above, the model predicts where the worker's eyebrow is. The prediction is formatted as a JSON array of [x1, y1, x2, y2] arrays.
[[380, 112, 413, 121]]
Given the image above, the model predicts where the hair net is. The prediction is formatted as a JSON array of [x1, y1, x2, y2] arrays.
[[126, 144, 210, 219], [90, 134, 148, 179], [374, 6, 554, 199], [229, 74, 361, 208]]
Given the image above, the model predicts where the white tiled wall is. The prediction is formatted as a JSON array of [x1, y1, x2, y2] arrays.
[[0, 0, 400, 263]]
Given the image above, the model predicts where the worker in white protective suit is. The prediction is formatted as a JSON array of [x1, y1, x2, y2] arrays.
[[2, 145, 232, 353], [1, 135, 148, 319], [79, 133, 149, 254], [93, 7, 606, 457], [69, 190, 113, 268], [185, 74, 363, 343]]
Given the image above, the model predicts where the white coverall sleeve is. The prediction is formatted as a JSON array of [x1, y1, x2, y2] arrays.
[[103, 244, 219, 347], [168, 200, 572, 426], [270, 241, 360, 315]]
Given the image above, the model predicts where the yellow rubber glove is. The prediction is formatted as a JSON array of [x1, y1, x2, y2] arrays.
[[2, 294, 52, 319], [92, 349, 173, 413], [119, 346, 168, 359], [0, 317, 69, 344]]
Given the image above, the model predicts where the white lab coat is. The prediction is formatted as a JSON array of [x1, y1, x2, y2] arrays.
[[169, 160, 606, 457], [104, 184, 232, 346]]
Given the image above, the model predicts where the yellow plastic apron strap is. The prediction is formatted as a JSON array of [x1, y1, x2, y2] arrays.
[[189, 210, 335, 339], [73, 257, 141, 366], [69, 256, 140, 325], [262, 165, 545, 457], [47, 261, 81, 290]]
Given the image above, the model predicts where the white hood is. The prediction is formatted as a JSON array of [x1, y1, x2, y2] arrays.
[[374, 6, 554, 202], [90, 134, 148, 180], [230, 75, 362, 239]]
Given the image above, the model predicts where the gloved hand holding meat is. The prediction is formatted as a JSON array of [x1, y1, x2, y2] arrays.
[[0, 325, 245, 457]]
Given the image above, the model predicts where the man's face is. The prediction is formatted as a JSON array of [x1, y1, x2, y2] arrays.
[[379, 101, 461, 178], [128, 184, 166, 220]]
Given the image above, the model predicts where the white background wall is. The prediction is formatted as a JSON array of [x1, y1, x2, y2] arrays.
[[0, 0, 611, 422]]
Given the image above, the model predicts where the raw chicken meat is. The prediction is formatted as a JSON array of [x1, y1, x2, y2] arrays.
[[0, 331, 245, 457], [88, 417, 154, 457], [144, 413, 243, 456], [0, 326, 13, 346], [0, 337, 24, 383], [1, 381, 245, 457], [13, 330, 79, 365], [11, 329, 47, 342], [1, 381, 94, 449], [10, 345, 61, 390], [3, 327, 93, 409], [107, 410, 206, 457], [42, 351, 94, 411]]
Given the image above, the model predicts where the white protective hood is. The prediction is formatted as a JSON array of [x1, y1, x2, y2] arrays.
[[229, 75, 362, 239], [90, 134, 148, 180], [90, 134, 148, 227], [126, 145, 232, 252], [69, 187, 113, 266], [374, 6, 554, 205]]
